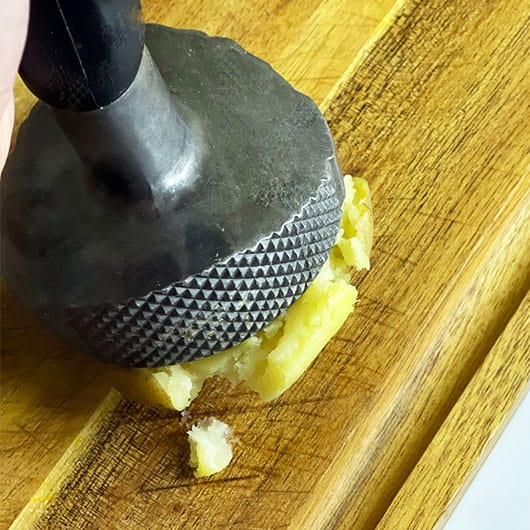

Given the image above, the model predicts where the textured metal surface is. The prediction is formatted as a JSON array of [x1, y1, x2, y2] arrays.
[[1, 24, 344, 366], [68, 178, 341, 366]]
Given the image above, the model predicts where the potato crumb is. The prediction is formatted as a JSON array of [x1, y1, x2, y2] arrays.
[[187, 417, 233, 478]]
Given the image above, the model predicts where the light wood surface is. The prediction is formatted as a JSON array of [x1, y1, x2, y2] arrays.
[[2, 0, 529, 528], [377, 292, 530, 529]]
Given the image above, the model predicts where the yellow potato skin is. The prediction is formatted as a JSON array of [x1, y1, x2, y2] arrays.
[[108, 176, 372, 409]]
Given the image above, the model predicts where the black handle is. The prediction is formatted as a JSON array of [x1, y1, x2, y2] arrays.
[[19, 0, 145, 112]]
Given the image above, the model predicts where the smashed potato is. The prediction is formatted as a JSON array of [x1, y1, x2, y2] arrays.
[[109, 176, 373, 409]]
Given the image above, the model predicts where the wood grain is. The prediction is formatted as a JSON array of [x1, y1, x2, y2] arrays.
[[377, 292, 530, 530], [296, 0, 530, 527], [2, 0, 530, 528]]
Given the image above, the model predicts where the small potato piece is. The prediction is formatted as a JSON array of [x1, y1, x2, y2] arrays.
[[187, 417, 233, 478]]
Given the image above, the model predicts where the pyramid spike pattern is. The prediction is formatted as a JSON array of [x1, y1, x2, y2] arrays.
[[68, 179, 342, 366]]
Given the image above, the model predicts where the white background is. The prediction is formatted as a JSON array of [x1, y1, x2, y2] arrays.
[[444, 391, 530, 530]]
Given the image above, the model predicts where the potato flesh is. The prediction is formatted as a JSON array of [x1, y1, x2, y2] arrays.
[[109, 176, 373, 409], [187, 417, 233, 478]]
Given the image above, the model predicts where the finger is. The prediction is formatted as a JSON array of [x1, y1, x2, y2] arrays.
[[0, 95, 15, 166], [0, 0, 30, 170], [0, 1, 29, 109]]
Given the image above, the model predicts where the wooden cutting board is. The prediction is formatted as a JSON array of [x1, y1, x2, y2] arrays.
[[1, 0, 529, 528]]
